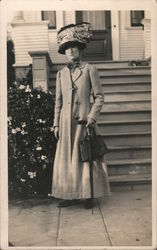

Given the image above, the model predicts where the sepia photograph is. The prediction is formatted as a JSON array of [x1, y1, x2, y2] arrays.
[[1, 0, 157, 249]]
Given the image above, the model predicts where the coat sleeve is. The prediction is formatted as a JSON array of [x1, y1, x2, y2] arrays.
[[88, 64, 104, 121], [53, 70, 62, 128]]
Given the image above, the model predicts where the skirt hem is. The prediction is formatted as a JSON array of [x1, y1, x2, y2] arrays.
[[51, 190, 111, 200]]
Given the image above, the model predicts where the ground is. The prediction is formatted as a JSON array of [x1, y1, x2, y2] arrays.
[[9, 186, 152, 247]]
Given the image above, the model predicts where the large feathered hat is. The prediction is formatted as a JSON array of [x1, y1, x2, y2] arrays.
[[57, 22, 92, 54]]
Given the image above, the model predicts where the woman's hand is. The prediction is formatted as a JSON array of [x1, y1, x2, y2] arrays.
[[86, 118, 95, 128], [54, 126, 59, 140]]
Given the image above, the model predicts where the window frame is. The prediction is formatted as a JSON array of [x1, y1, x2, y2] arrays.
[[130, 10, 144, 27], [41, 11, 57, 29]]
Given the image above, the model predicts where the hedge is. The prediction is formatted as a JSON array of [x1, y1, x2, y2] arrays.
[[8, 82, 57, 199]]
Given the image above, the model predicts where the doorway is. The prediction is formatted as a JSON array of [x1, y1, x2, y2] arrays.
[[76, 11, 112, 61]]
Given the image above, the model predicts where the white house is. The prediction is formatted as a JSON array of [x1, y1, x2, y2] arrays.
[[8, 10, 152, 187], [10, 10, 151, 68]]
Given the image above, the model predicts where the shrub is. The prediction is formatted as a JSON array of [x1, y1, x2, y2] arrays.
[[8, 83, 56, 199], [7, 40, 15, 89]]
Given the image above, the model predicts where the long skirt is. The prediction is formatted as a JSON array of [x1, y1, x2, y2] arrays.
[[51, 116, 111, 200]]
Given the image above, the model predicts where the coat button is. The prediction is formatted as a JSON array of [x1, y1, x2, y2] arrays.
[[70, 85, 77, 91], [75, 101, 80, 105]]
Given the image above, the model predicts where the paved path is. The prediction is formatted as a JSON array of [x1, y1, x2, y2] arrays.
[[9, 187, 152, 247]]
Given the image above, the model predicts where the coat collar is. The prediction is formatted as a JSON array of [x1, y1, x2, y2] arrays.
[[71, 67, 82, 82], [65, 61, 86, 82]]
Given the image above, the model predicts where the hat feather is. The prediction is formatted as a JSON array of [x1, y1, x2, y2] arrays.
[[57, 22, 92, 54]]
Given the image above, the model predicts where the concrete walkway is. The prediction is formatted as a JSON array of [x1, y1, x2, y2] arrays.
[[9, 187, 152, 247]]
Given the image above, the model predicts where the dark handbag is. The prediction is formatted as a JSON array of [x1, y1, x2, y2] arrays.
[[79, 128, 109, 162]]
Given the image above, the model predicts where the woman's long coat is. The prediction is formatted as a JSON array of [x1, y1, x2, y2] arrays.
[[51, 62, 110, 199]]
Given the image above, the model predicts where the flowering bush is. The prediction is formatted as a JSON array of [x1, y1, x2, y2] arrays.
[[8, 82, 56, 198]]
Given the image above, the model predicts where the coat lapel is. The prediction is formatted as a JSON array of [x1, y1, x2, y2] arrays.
[[71, 67, 82, 82], [66, 62, 86, 83]]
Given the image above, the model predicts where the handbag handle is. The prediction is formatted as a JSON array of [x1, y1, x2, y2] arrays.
[[86, 127, 96, 138], [77, 119, 96, 138]]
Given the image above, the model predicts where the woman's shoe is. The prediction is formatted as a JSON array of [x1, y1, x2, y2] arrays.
[[84, 199, 94, 209], [58, 200, 72, 207], [58, 199, 80, 208]]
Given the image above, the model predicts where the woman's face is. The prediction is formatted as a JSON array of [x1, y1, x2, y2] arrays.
[[65, 46, 80, 62]]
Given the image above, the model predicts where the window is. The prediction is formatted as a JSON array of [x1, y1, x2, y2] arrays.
[[41, 11, 56, 29], [131, 11, 144, 27]]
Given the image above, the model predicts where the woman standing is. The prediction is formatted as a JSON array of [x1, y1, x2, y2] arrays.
[[51, 23, 110, 208]]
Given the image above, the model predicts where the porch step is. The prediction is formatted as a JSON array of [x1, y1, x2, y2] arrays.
[[100, 102, 151, 113], [109, 173, 151, 187], [103, 90, 151, 103], [98, 120, 151, 134], [108, 148, 152, 187], [87, 60, 130, 67], [102, 132, 151, 147], [99, 110, 151, 122], [107, 158, 151, 176], [94, 65, 151, 71], [88, 60, 150, 68], [101, 130, 151, 137], [104, 90, 151, 94], [102, 131, 151, 136], [98, 70, 151, 77], [107, 158, 151, 167], [98, 119, 151, 124], [102, 82, 151, 91], [106, 146, 151, 161], [100, 76, 151, 84], [99, 102, 151, 121]]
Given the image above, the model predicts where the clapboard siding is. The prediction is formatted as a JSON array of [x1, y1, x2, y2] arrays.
[[22, 11, 75, 27], [23, 11, 41, 22], [119, 11, 145, 60], [144, 20, 151, 58], [48, 31, 67, 63], [12, 22, 49, 65]]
